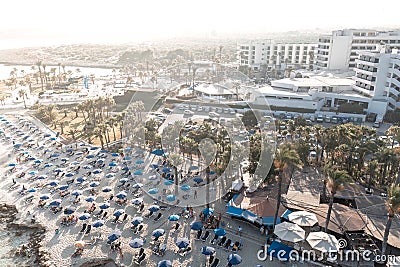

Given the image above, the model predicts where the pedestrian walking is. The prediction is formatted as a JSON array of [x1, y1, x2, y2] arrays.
[[237, 226, 242, 236], [194, 190, 197, 199]]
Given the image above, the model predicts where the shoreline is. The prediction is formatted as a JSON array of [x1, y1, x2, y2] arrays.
[[0, 61, 123, 70]]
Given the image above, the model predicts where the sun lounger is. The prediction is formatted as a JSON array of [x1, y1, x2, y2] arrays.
[[201, 231, 210, 242], [210, 258, 220, 267], [223, 239, 231, 251], [210, 234, 218, 245], [134, 224, 144, 234], [217, 236, 226, 247], [94, 210, 103, 217], [196, 229, 203, 240], [134, 252, 146, 265], [79, 223, 87, 233], [179, 246, 191, 257], [102, 212, 108, 219], [154, 213, 162, 221], [85, 224, 92, 235]]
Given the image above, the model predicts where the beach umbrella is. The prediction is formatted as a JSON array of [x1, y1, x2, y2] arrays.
[[181, 185, 190, 191], [148, 174, 158, 180], [44, 149, 52, 153], [175, 237, 190, 249], [164, 180, 174, 186], [129, 238, 144, 248], [106, 173, 115, 179], [193, 177, 204, 184], [189, 165, 199, 171], [58, 184, 69, 191], [123, 156, 132, 161], [44, 163, 53, 168], [113, 209, 125, 217], [201, 246, 215, 255], [50, 137, 57, 141], [209, 171, 215, 175], [133, 170, 143, 175], [108, 231, 121, 242], [97, 158, 105, 163], [131, 216, 143, 225], [92, 169, 102, 174], [75, 151, 83, 156], [40, 194, 50, 200], [148, 188, 159, 195], [72, 190, 83, 196], [102, 187, 112, 192], [150, 164, 158, 169], [99, 203, 110, 209], [37, 174, 48, 180], [168, 214, 180, 221], [274, 222, 305, 243], [157, 260, 172, 267], [44, 134, 51, 137], [49, 199, 62, 206], [28, 170, 38, 175], [48, 180, 60, 187], [90, 146, 100, 150], [132, 198, 143, 205], [66, 148, 73, 153], [70, 161, 80, 165], [111, 153, 120, 157], [85, 155, 94, 159], [108, 162, 117, 167], [77, 177, 86, 183], [124, 147, 132, 152], [228, 254, 242, 265], [34, 159, 43, 164], [50, 153, 60, 158], [27, 188, 37, 193], [100, 149, 108, 153], [152, 228, 165, 238], [202, 208, 214, 216], [166, 194, 176, 202], [83, 165, 92, 169], [151, 149, 165, 156], [119, 178, 129, 184], [8, 163, 17, 167], [65, 172, 75, 177], [121, 166, 129, 171], [288, 211, 318, 227], [190, 221, 203, 231], [13, 144, 22, 148], [162, 167, 171, 173], [53, 168, 63, 173], [79, 213, 91, 221], [148, 205, 160, 212], [27, 157, 36, 161], [64, 206, 76, 214], [135, 159, 144, 164], [214, 228, 227, 236], [306, 232, 340, 253], [80, 143, 88, 146], [61, 157, 69, 162], [92, 220, 105, 228], [75, 241, 86, 248], [132, 183, 143, 189], [116, 191, 127, 199], [85, 196, 96, 202], [90, 181, 100, 187]]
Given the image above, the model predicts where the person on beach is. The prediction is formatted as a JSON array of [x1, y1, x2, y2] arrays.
[[194, 190, 197, 199], [237, 226, 242, 236]]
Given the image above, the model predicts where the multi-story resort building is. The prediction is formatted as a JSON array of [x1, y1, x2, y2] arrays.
[[252, 45, 400, 120], [237, 40, 316, 70], [314, 29, 400, 70]]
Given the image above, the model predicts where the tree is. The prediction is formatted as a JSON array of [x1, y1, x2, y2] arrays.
[[168, 153, 183, 195], [381, 184, 400, 256], [325, 168, 352, 232], [273, 143, 302, 228], [241, 110, 258, 127], [18, 88, 27, 108]]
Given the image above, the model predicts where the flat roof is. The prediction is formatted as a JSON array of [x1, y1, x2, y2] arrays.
[[194, 83, 235, 95], [256, 85, 313, 99], [272, 76, 354, 88]]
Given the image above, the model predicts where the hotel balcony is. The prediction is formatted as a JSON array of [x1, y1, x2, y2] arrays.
[[355, 58, 379, 67], [354, 66, 375, 76], [390, 67, 400, 77], [353, 76, 375, 86], [352, 84, 374, 96]]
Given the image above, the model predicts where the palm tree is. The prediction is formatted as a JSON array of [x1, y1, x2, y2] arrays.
[[168, 153, 183, 195], [386, 126, 400, 148], [273, 143, 302, 228], [381, 184, 400, 256], [325, 168, 352, 232], [18, 88, 27, 109]]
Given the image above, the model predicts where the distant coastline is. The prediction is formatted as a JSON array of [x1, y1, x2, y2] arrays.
[[0, 61, 121, 69]]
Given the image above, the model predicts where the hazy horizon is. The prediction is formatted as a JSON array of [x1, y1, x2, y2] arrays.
[[1, 0, 399, 49]]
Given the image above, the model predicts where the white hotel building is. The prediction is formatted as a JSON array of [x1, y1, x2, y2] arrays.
[[252, 46, 400, 118], [314, 29, 400, 70], [237, 40, 316, 70]]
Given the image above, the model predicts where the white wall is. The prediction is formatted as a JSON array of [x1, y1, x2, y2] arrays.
[[328, 36, 352, 69], [368, 100, 388, 117], [255, 97, 319, 110]]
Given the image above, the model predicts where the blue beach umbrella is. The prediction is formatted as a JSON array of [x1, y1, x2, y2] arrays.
[[108, 162, 117, 167], [168, 214, 180, 221], [90, 146, 100, 150], [92, 220, 105, 228], [92, 169, 102, 174], [99, 203, 110, 209], [129, 238, 144, 248], [58, 184, 69, 191], [151, 149, 165, 156], [131, 216, 143, 225], [150, 164, 158, 169], [53, 168, 63, 173], [190, 221, 203, 231], [28, 170, 38, 175], [85, 155, 94, 159], [228, 254, 242, 265], [48, 180, 59, 186], [106, 173, 115, 179], [79, 213, 91, 220], [66, 148, 73, 152], [49, 199, 62, 206], [61, 157, 69, 162], [202, 208, 214, 216], [64, 206, 76, 214], [135, 159, 144, 164], [50, 137, 57, 141], [162, 167, 171, 173], [166, 194, 176, 202], [83, 165, 92, 169], [152, 228, 165, 238], [132, 183, 143, 189], [164, 180, 174, 186], [189, 165, 199, 171], [50, 153, 60, 158], [133, 170, 143, 175], [111, 153, 120, 157], [72, 190, 82, 196], [132, 198, 143, 205], [100, 149, 108, 153], [76, 177, 86, 183], [148, 188, 159, 195], [37, 174, 47, 180], [75, 151, 83, 156], [121, 166, 129, 171], [148, 205, 160, 212], [123, 156, 132, 161], [8, 163, 17, 167], [157, 260, 172, 267], [44, 163, 53, 168], [65, 172, 75, 177], [175, 237, 190, 249], [108, 231, 121, 242], [85, 196, 96, 202], [39, 194, 50, 200], [90, 181, 100, 187], [214, 228, 226, 236], [116, 191, 127, 199], [193, 177, 204, 184], [181, 185, 190, 191], [44, 134, 51, 137], [119, 178, 128, 184], [202, 246, 215, 255], [102, 186, 112, 192], [97, 158, 105, 163], [27, 188, 37, 193], [113, 209, 125, 217], [27, 157, 36, 161], [34, 159, 42, 164]]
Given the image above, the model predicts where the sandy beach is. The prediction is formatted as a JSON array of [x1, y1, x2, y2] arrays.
[[0, 112, 312, 267]]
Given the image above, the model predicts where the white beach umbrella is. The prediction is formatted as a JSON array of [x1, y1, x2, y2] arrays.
[[288, 211, 318, 227], [273, 222, 306, 243], [306, 231, 340, 253]]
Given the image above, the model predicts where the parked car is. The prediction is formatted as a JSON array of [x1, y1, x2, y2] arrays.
[[184, 110, 194, 116], [209, 112, 220, 117]]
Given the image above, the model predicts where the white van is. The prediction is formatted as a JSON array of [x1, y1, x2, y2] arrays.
[[209, 112, 220, 117], [184, 110, 194, 116]]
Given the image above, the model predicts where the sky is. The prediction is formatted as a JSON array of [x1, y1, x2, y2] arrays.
[[0, 0, 399, 48]]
